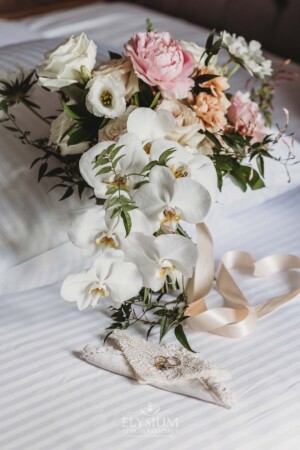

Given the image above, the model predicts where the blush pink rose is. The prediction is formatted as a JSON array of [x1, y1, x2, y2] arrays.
[[124, 31, 195, 100], [228, 91, 268, 143]]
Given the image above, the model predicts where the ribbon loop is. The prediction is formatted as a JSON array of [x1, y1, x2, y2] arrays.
[[186, 224, 300, 338]]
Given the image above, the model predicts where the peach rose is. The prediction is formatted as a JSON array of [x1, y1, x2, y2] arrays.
[[190, 92, 230, 132], [124, 32, 195, 100]]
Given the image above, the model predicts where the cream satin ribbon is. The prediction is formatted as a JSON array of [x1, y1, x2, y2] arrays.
[[186, 224, 300, 338]]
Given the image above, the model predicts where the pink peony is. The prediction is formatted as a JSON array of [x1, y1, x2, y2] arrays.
[[228, 91, 268, 143], [124, 31, 195, 100]]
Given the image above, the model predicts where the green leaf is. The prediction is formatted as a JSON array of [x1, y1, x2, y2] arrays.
[[67, 128, 91, 145], [158, 148, 176, 164], [38, 162, 48, 182], [110, 145, 124, 160], [111, 154, 125, 170], [61, 100, 82, 120], [205, 29, 216, 52], [195, 74, 219, 84], [256, 155, 265, 178], [59, 186, 74, 201], [174, 324, 196, 353], [108, 51, 123, 60], [105, 196, 120, 210], [96, 166, 111, 176], [45, 167, 64, 177], [159, 315, 170, 342], [121, 210, 132, 236], [149, 91, 161, 109]]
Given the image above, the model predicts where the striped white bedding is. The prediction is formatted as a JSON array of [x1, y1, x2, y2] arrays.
[[0, 4, 300, 449], [1, 186, 300, 450]]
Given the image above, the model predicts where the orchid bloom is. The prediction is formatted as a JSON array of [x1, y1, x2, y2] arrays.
[[120, 233, 198, 292], [127, 107, 175, 146], [79, 132, 148, 198], [132, 165, 212, 232], [150, 138, 218, 201], [68, 205, 156, 256], [61, 250, 143, 309]]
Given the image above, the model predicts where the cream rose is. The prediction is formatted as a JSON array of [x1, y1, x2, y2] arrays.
[[181, 41, 218, 68], [49, 112, 89, 156], [93, 57, 139, 101], [98, 106, 136, 141], [37, 33, 97, 90], [157, 100, 203, 148]]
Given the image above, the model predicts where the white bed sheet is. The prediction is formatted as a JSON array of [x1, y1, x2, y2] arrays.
[[0, 186, 300, 450], [0, 4, 300, 449]]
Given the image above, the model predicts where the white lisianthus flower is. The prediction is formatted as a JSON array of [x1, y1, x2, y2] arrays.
[[37, 33, 97, 90], [150, 139, 218, 201], [99, 106, 136, 141], [49, 111, 89, 156], [79, 132, 149, 198], [127, 107, 175, 144], [133, 165, 212, 232], [120, 233, 198, 292], [156, 100, 203, 148], [93, 57, 139, 101], [68, 205, 156, 256], [61, 250, 143, 309], [86, 73, 126, 119], [221, 32, 272, 78]]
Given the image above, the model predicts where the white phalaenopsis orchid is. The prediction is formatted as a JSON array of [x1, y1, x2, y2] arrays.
[[120, 233, 198, 292], [133, 165, 212, 232], [68, 205, 156, 256], [127, 107, 176, 144], [150, 138, 218, 201], [79, 132, 149, 198], [61, 250, 143, 309]]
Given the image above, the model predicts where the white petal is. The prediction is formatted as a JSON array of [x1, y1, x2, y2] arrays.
[[106, 261, 143, 303], [68, 206, 106, 252], [120, 233, 162, 291], [93, 250, 124, 281], [152, 109, 176, 140], [132, 183, 165, 229], [60, 271, 96, 310], [118, 132, 149, 173], [127, 107, 156, 142], [79, 141, 115, 188], [189, 155, 218, 202], [172, 178, 212, 223], [155, 234, 198, 278], [148, 166, 175, 204]]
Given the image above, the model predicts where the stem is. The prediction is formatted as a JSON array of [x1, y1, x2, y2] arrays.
[[21, 101, 51, 125], [227, 63, 240, 80]]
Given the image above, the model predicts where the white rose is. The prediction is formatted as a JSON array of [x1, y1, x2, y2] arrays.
[[185, 135, 214, 156], [98, 105, 136, 141], [37, 33, 97, 90], [181, 41, 218, 67], [157, 100, 203, 148], [93, 57, 139, 100], [86, 73, 126, 119], [49, 111, 89, 156]]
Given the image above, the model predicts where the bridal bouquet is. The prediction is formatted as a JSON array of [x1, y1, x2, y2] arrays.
[[0, 23, 295, 350]]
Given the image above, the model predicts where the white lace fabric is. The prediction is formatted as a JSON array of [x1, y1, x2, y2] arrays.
[[81, 330, 235, 408]]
